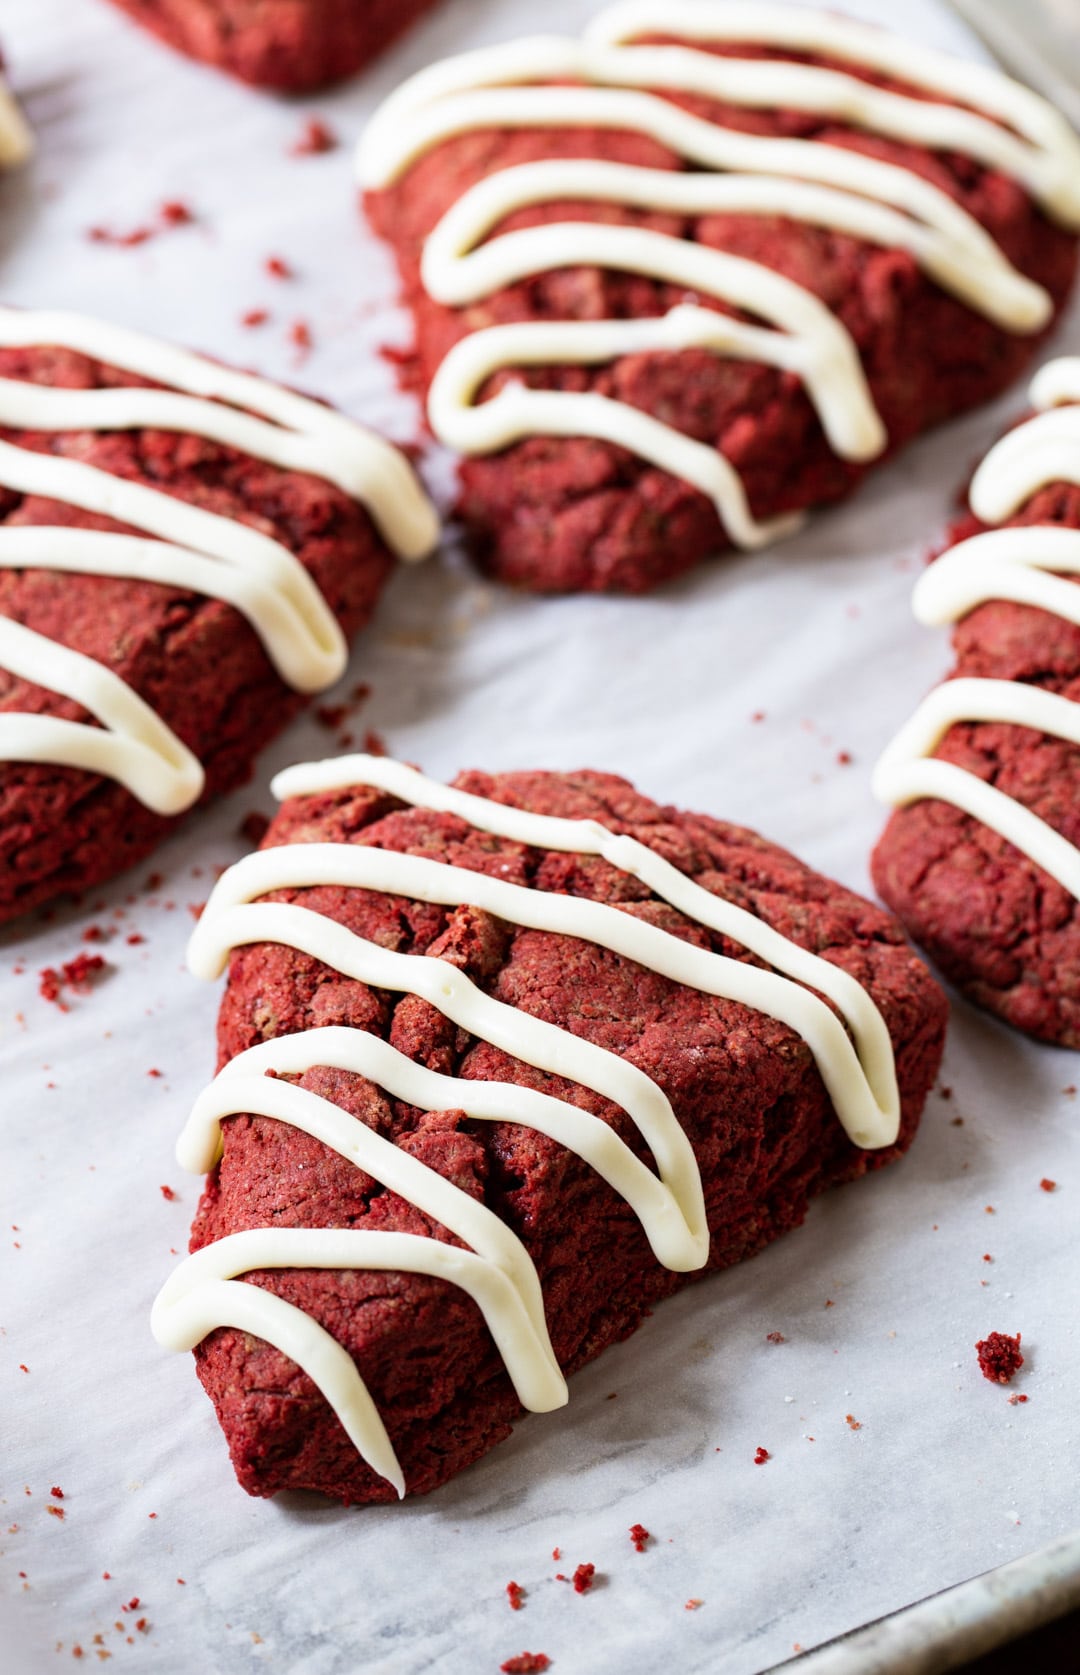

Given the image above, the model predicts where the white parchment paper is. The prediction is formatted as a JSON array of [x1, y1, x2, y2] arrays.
[[2, 2, 1078, 1671]]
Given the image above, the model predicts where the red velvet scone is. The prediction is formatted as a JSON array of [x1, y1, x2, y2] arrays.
[[873, 357, 1080, 1048], [154, 755, 947, 1503], [0, 307, 437, 926], [360, 2, 1080, 593], [103, 0, 439, 92]]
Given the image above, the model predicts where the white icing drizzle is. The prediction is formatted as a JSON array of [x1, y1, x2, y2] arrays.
[[874, 361, 1080, 897], [0, 307, 437, 814], [358, 3, 1076, 543], [0, 73, 33, 168], [156, 754, 901, 1493]]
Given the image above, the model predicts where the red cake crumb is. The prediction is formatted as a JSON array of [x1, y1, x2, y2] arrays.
[[506, 1582, 524, 1612], [1040, 1179, 1057, 1193], [241, 308, 270, 329], [265, 255, 293, 280], [571, 1564, 595, 1595], [289, 320, 314, 353], [685, 1599, 703, 1612], [159, 200, 193, 226], [87, 223, 153, 247], [1007, 1393, 1029, 1406], [46, 1505, 64, 1519], [160, 1185, 177, 1201], [753, 1447, 770, 1465], [50, 1487, 63, 1499], [290, 118, 337, 156], [38, 954, 108, 1008], [976, 1332, 1024, 1384], [845, 1414, 862, 1431], [766, 1332, 786, 1344], [501, 1656, 550, 1674], [551, 1549, 560, 1562], [126, 933, 145, 946], [629, 1524, 650, 1553]]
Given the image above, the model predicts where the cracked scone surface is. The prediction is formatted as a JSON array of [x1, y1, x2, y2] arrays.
[[192, 767, 947, 1503]]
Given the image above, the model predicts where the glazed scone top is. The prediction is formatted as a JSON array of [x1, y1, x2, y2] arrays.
[[358, 0, 1080, 548], [874, 357, 1080, 902], [0, 308, 438, 815], [155, 754, 902, 1496]]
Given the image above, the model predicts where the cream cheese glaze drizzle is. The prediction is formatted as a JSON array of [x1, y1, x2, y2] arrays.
[[357, 1, 1080, 548], [874, 359, 1080, 899], [0, 308, 438, 814], [0, 72, 32, 167], [155, 754, 901, 1494]]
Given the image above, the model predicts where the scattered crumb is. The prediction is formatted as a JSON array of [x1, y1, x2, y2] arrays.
[[629, 1523, 650, 1553], [38, 953, 109, 1009], [290, 117, 336, 155], [1040, 1178, 1057, 1193], [500, 1655, 550, 1674], [845, 1414, 862, 1431], [506, 1582, 524, 1612], [753, 1447, 770, 1465], [159, 199, 194, 226], [571, 1564, 595, 1595], [766, 1331, 786, 1344], [976, 1331, 1024, 1385]]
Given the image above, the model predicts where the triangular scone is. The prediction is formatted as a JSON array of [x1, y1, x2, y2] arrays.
[[874, 357, 1080, 1047], [157, 756, 947, 1503], [0, 309, 437, 925], [361, 1, 1080, 592]]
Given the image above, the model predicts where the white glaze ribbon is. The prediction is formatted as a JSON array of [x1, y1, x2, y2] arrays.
[[359, 2, 1076, 544], [0, 73, 32, 167], [874, 362, 1080, 896], [158, 755, 901, 1492], [0, 307, 438, 813]]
